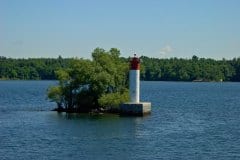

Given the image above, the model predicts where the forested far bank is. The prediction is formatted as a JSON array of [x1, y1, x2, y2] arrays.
[[140, 56, 240, 82], [0, 54, 240, 82], [0, 56, 73, 80]]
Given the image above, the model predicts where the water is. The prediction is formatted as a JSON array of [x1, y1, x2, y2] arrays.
[[0, 81, 240, 160]]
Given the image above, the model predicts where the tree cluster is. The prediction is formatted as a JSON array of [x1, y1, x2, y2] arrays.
[[47, 48, 129, 112], [140, 56, 240, 82], [0, 56, 72, 80]]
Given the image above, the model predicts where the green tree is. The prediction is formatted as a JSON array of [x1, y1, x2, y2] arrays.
[[47, 48, 129, 112]]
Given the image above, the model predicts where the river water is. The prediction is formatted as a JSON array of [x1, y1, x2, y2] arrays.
[[0, 81, 240, 160]]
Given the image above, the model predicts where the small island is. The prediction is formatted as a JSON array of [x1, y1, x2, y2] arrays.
[[47, 48, 129, 114]]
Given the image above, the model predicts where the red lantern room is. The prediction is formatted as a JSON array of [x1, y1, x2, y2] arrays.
[[130, 54, 140, 70]]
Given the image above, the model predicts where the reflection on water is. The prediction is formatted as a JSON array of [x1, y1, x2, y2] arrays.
[[51, 112, 148, 139]]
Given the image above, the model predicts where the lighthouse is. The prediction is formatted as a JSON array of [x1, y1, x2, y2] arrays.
[[120, 54, 151, 116], [129, 54, 140, 103]]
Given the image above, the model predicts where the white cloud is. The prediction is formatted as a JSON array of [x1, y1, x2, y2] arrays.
[[160, 45, 173, 56]]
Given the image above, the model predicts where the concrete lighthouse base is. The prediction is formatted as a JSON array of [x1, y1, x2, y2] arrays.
[[120, 102, 151, 116]]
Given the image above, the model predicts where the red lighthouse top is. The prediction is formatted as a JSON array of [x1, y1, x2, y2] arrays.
[[130, 54, 140, 70]]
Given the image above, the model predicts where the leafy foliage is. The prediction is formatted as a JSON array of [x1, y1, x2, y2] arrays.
[[47, 48, 129, 111], [47, 86, 63, 108], [98, 89, 129, 109], [140, 56, 239, 82], [0, 56, 72, 80]]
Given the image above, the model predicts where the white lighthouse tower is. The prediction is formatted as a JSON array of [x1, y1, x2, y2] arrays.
[[120, 54, 151, 116], [129, 54, 140, 103]]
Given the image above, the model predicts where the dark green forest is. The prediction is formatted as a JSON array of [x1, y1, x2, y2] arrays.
[[140, 56, 240, 82], [0, 56, 73, 80], [1, 52, 240, 82]]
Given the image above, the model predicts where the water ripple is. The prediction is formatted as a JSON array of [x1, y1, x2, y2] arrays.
[[1, 81, 240, 159]]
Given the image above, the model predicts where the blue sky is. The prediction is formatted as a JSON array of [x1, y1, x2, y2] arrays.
[[1, 0, 240, 59]]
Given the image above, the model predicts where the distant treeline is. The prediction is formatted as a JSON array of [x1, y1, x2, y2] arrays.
[[0, 56, 73, 80], [140, 56, 240, 82], [1, 55, 240, 81]]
